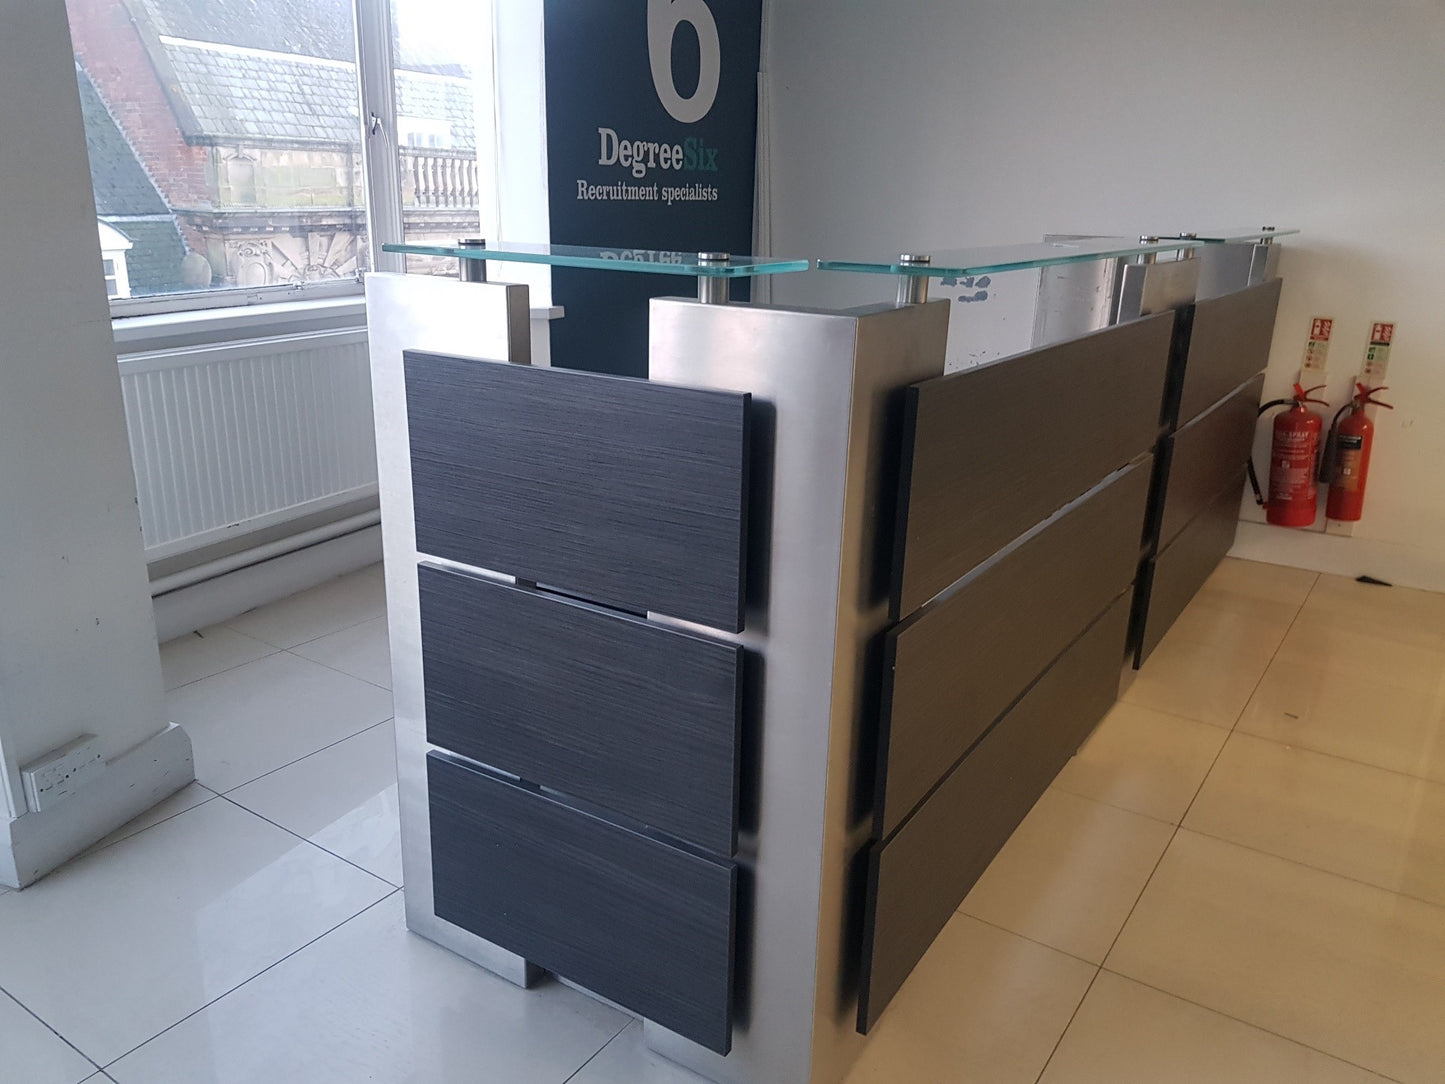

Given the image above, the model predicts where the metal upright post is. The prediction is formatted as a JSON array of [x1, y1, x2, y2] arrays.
[[896, 254, 931, 305], [457, 237, 488, 282], [696, 253, 731, 304]]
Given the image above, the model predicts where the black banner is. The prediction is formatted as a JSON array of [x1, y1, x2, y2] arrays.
[[543, 0, 763, 376]]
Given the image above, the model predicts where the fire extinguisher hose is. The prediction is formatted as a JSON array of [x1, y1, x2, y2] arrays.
[[1246, 397, 1296, 506]]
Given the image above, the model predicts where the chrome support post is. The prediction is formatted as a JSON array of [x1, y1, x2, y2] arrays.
[[697, 252, 731, 304], [458, 237, 487, 283], [896, 253, 931, 305]]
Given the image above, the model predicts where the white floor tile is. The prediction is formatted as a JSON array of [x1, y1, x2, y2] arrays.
[[0, 988, 97, 1084], [228, 721, 401, 885], [289, 615, 392, 689], [225, 565, 385, 650], [106, 893, 628, 1084], [159, 626, 275, 691], [166, 652, 393, 792], [568, 1021, 707, 1083], [79, 782, 215, 858], [0, 800, 391, 1067], [1041, 970, 1390, 1083]]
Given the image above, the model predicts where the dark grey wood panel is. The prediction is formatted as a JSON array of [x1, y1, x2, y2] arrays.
[[891, 313, 1173, 618], [858, 596, 1130, 1032], [418, 563, 742, 855], [875, 459, 1150, 838], [405, 351, 750, 632], [1135, 477, 1245, 664], [1159, 374, 1264, 547], [1176, 279, 1282, 424], [428, 752, 736, 1054]]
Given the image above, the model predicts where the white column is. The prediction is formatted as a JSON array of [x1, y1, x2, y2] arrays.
[[0, 0, 192, 888]]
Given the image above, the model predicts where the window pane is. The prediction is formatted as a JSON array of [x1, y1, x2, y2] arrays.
[[392, 0, 487, 276], [66, 0, 369, 303]]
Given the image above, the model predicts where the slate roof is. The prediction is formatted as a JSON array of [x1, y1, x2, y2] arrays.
[[77, 63, 189, 294], [131, 0, 354, 62], [77, 64, 168, 216], [104, 218, 190, 296], [156, 38, 474, 149]]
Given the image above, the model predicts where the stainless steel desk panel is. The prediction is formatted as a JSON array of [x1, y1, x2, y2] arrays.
[[646, 298, 950, 1084], [366, 272, 538, 986]]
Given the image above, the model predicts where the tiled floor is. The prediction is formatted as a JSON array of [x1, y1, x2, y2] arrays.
[[2, 557, 1442, 1082]]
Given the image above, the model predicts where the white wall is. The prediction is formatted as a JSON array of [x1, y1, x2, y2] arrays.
[[765, 0, 1445, 589], [0, 0, 191, 885]]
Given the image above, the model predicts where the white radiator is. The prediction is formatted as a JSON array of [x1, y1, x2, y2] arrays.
[[118, 329, 377, 561]]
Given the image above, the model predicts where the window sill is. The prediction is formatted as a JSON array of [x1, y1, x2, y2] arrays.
[[113, 292, 563, 355]]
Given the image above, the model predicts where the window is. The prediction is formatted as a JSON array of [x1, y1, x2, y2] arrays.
[[67, 0, 370, 311], [390, 0, 489, 276], [67, 0, 494, 313]]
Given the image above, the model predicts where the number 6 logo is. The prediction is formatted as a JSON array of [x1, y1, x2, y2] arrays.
[[648, 0, 721, 123]]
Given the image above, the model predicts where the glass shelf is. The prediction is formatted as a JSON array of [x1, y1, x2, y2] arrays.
[[382, 241, 809, 278], [1156, 228, 1300, 243], [816, 236, 1205, 279]]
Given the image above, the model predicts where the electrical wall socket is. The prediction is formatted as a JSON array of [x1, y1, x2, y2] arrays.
[[21, 734, 106, 813]]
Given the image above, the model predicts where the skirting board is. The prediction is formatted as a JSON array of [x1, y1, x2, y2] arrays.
[[152, 525, 382, 642], [1230, 520, 1445, 594], [0, 723, 194, 888]]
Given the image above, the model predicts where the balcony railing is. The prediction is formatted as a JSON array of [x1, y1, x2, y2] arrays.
[[401, 147, 480, 210]]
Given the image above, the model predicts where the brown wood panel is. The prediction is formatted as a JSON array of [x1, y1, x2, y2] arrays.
[[429, 752, 736, 1054], [1159, 374, 1264, 547], [405, 351, 750, 632], [875, 459, 1150, 838], [1135, 478, 1245, 664], [858, 596, 1130, 1032], [1176, 279, 1282, 424], [892, 313, 1173, 618], [419, 563, 743, 855]]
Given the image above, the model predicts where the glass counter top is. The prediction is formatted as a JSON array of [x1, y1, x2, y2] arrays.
[[1156, 228, 1300, 243], [382, 241, 810, 278], [815, 236, 1205, 278]]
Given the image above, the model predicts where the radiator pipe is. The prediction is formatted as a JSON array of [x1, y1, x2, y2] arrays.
[[148, 510, 382, 597]]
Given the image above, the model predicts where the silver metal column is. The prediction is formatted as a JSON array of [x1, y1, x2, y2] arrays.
[[1033, 235, 1199, 347], [697, 252, 731, 304], [366, 272, 534, 985], [895, 254, 931, 305], [457, 237, 488, 283], [646, 297, 950, 1083]]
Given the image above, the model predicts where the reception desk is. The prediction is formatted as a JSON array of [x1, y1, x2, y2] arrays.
[[367, 234, 1287, 1083]]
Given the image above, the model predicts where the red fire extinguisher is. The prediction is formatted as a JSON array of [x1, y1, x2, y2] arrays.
[[1324, 384, 1392, 521], [1248, 383, 1329, 527]]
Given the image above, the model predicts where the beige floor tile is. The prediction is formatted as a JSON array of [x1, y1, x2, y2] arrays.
[[1053, 702, 1227, 824], [1201, 557, 1318, 608], [960, 790, 1174, 964], [845, 914, 1095, 1084], [1237, 646, 1445, 784], [1107, 829, 1445, 1083], [1040, 970, 1390, 1083], [1274, 619, 1445, 694], [1122, 633, 1273, 728], [1300, 574, 1445, 651], [1185, 732, 1445, 906], [1149, 557, 1317, 661], [1159, 590, 1294, 657]]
